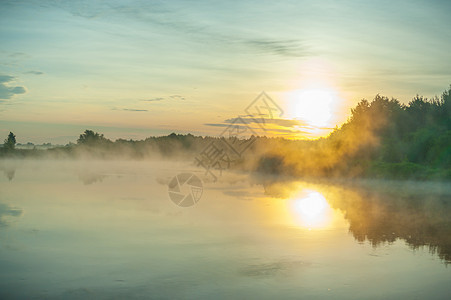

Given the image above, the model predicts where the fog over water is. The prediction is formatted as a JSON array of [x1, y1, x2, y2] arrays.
[[0, 159, 450, 299]]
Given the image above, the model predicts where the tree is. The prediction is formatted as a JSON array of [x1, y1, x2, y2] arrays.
[[77, 130, 108, 145], [3, 132, 16, 151], [77, 130, 111, 146]]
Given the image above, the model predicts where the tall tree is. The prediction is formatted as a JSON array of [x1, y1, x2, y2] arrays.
[[3, 132, 16, 151]]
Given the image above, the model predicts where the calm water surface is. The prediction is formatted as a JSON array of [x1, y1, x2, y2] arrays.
[[0, 160, 450, 299]]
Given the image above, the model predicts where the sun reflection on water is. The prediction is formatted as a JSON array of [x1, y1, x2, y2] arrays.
[[289, 190, 333, 230]]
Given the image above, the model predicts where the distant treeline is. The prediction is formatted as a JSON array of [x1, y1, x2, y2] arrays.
[[1, 85, 450, 180]]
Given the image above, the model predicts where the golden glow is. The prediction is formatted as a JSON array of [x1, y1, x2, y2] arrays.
[[281, 84, 345, 139], [292, 88, 335, 127], [290, 190, 332, 229]]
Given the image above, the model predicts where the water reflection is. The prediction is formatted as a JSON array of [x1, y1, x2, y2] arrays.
[[289, 190, 332, 230], [262, 180, 451, 263], [77, 171, 107, 185], [0, 161, 450, 299], [0, 203, 22, 227], [327, 183, 451, 263], [0, 164, 16, 181]]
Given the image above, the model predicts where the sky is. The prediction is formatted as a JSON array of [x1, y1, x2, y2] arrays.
[[1, 0, 451, 144]]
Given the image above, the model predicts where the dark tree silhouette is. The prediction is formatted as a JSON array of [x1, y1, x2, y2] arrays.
[[3, 132, 16, 151], [77, 130, 108, 145]]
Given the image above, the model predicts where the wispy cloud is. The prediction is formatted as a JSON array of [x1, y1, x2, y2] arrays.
[[122, 108, 148, 112], [0, 75, 26, 100], [169, 95, 185, 101], [111, 107, 148, 112], [51, 1, 312, 59], [205, 116, 305, 128], [8, 52, 28, 59], [205, 116, 315, 137], [141, 95, 186, 102], [24, 71, 44, 75], [246, 39, 310, 58], [142, 97, 164, 102], [203, 123, 231, 128], [224, 117, 306, 127]]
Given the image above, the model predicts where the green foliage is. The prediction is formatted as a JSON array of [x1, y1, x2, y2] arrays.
[[335, 85, 451, 179]]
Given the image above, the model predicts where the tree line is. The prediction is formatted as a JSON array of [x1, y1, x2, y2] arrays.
[[2, 85, 450, 180]]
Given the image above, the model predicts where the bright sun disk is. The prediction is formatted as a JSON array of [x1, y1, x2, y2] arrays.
[[290, 88, 336, 128]]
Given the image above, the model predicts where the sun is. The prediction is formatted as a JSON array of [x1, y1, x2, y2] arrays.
[[292, 89, 335, 128], [284, 88, 340, 132]]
